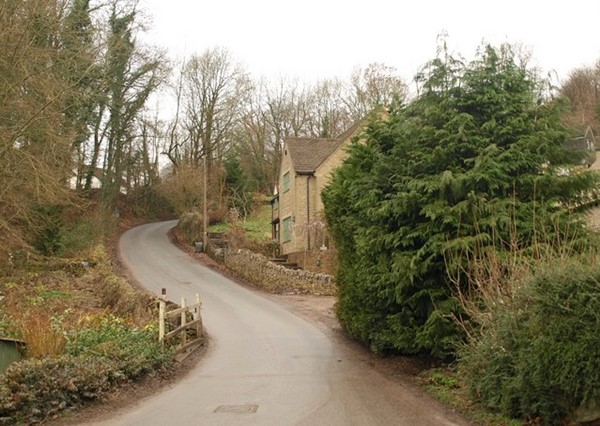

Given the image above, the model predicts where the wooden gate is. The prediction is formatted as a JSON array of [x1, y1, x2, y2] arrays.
[[158, 294, 203, 354]]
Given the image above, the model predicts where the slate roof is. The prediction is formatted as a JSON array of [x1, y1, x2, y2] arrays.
[[286, 137, 344, 174], [285, 114, 376, 174]]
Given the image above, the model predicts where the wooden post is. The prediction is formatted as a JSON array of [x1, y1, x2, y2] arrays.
[[158, 299, 166, 343], [194, 293, 202, 337], [180, 297, 187, 347]]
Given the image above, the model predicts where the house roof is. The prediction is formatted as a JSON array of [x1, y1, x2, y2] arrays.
[[286, 137, 344, 174], [284, 113, 380, 174], [336, 117, 365, 141]]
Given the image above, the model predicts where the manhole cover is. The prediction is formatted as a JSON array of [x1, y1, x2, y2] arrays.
[[214, 404, 258, 414]]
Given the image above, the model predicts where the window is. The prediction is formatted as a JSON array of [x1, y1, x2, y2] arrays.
[[283, 172, 291, 192], [282, 216, 293, 242]]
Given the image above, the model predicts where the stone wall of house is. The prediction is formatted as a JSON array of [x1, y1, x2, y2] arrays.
[[314, 144, 350, 213], [223, 249, 336, 296], [279, 143, 301, 254], [287, 250, 337, 276]]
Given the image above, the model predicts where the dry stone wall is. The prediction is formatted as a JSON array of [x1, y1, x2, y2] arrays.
[[223, 249, 336, 296]]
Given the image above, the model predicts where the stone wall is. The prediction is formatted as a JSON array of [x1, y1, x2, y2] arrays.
[[223, 249, 336, 296]]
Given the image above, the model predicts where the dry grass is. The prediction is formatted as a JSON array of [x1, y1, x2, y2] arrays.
[[18, 312, 66, 358], [447, 213, 598, 338]]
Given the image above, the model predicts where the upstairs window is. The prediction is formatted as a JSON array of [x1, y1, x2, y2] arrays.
[[283, 172, 291, 192]]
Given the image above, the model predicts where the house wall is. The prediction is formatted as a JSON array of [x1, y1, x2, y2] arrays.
[[314, 143, 351, 214], [280, 173, 319, 255], [287, 249, 337, 276], [279, 144, 301, 254], [277, 126, 365, 256]]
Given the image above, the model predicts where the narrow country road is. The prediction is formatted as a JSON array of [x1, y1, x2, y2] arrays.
[[89, 221, 469, 426]]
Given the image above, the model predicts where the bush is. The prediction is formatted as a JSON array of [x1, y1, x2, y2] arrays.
[[127, 186, 175, 221], [0, 355, 115, 423], [0, 315, 172, 424], [84, 245, 157, 320], [67, 315, 171, 377], [460, 259, 600, 424], [61, 216, 104, 257], [18, 312, 66, 359], [322, 44, 598, 359], [32, 205, 64, 256], [178, 211, 204, 244]]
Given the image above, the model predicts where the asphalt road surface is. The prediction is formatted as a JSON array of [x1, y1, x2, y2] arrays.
[[89, 221, 470, 426]]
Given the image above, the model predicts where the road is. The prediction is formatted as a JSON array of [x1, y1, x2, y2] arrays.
[[90, 221, 469, 426]]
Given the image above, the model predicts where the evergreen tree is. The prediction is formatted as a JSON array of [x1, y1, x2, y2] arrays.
[[224, 155, 253, 219], [323, 44, 599, 358]]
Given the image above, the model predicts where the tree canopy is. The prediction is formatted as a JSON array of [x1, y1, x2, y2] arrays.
[[322, 44, 599, 358]]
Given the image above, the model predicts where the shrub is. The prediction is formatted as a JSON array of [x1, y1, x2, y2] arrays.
[[178, 211, 204, 244], [0, 315, 172, 424], [459, 258, 600, 424], [0, 355, 115, 423], [60, 216, 104, 257], [84, 245, 156, 320], [67, 315, 171, 377], [322, 44, 598, 359], [32, 205, 65, 256], [127, 186, 176, 221], [18, 312, 66, 359]]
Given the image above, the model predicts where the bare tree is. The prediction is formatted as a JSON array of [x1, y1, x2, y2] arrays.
[[95, 0, 167, 206], [307, 78, 352, 138], [561, 64, 600, 130], [345, 62, 408, 119], [262, 77, 313, 182], [0, 0, 83, 258], [181, 47, 252, 172], [229, 83, 278, 193], [162, 58, 188, 170]]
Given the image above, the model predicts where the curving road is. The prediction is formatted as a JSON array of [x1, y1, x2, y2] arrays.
[[90, 221, 469, 426]]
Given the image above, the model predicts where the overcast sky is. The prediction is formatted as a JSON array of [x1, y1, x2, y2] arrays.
[[139, 0, 600, 87]]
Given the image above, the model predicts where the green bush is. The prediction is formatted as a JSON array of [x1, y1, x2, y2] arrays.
[[0, 316, 171, 424], [66, 315, 171, 377], [322, 44, 598, 359], [32, 205, 65, 256], [61, 217, 104, 256], [460, 259, 600, 424]]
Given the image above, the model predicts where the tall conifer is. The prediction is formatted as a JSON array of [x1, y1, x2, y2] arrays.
[[323, 44, 599, 358]]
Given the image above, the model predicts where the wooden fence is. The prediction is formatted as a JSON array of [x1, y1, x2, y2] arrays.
[[159, 294, 203, 354]]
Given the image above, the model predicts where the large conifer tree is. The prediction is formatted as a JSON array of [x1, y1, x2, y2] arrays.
[[323, 44, 599, 358]]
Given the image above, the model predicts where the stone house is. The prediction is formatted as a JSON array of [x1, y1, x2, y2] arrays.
[[270, 118, 367, 272]]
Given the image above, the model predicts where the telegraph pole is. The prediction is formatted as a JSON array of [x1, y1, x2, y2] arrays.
[[203, 154, 208, 251]]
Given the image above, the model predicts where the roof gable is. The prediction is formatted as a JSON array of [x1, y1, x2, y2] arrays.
[[283, 113, 380, 174], [286, 137, 344, 173]]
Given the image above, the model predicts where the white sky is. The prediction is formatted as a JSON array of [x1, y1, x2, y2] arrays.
[[139, 0, 600, 86]]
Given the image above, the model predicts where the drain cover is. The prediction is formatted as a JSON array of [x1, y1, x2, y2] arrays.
[[214, 404, 258, 414]]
